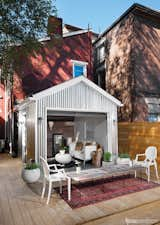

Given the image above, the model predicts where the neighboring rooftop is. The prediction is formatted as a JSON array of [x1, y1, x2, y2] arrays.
[[94, 3, 160, 44], [63, 24, 85, 33]]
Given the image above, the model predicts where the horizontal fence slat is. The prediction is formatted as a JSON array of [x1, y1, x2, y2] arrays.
[[118, 122, 160, 162]]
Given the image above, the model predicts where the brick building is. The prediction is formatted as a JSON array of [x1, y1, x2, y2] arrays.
[[93, 3, 160, 122], [0, 16, 96, 152]]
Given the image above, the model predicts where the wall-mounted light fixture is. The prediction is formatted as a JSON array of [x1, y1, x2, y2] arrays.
[[38, 117, 43, 121], [48, 121, 54, 131]]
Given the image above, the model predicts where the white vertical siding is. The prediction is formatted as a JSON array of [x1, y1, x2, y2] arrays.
[[35, 81, 118, 161]]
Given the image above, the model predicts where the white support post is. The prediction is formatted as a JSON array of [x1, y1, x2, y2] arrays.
[[44, 109, 47, 161], [107, 108, 118, 161], [107, 112, 113, 156], [112, 108, 118, 158], [35, 100, 38, 163]]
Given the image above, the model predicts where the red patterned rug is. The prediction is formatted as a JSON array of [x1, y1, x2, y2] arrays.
[[59, 175, 159, 208]]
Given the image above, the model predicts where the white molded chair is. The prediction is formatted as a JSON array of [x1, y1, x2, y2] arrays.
[[133, 146, 159, 182], [40, 156, 71, 204], [69, 131, 80, 156]]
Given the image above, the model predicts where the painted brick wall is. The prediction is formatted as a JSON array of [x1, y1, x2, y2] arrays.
[[0, 31, 92, 140], [13, 32, 92, 100], [105, 14, 134, 121], [102, 10, 160, 122]]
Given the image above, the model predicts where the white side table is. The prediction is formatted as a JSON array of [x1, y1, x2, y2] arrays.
[[55, 153, 72, 164]]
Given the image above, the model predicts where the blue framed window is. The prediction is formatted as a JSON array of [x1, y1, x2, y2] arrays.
[[72, 60, 87, 77], [74, 65, 84, 77]]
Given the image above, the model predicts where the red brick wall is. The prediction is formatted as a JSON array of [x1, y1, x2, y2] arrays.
[[13, 32, 92, 100], [103, 11, 160, 122], [132, 13, 160, 121]]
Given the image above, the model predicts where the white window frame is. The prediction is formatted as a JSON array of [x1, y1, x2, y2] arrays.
[[97, 45, 105, 63], [145, 97, 160, 122], [148, 113, 158, 122], [71, 60, 88, 77]]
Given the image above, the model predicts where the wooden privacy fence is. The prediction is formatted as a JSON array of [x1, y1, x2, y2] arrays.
[[118, 122, 160, 162]]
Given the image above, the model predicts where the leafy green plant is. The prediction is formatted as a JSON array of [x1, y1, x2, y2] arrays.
[[104, 152, 112, 162], [60, 143, 65, 149], [119, 153, 130, 158], [0, 0, 57, 82], [64, 146, 69, 152], [24, 162, 40, 170]]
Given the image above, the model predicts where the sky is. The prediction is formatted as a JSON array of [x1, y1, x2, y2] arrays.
[[55, 0, 160, 33]]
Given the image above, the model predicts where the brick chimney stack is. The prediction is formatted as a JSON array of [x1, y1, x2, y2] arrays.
[[47, 16, 63, 38]]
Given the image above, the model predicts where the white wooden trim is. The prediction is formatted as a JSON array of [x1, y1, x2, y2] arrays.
[[107, 113, 112, 155], [94, 37, 106, 48], [45, 107, 47, 161], [38, 30, 89, 42], [47, 110, 106, 117], [71, 60, 88, 65], [71, 60, 88, 77], [63, 29, 89, 37], [46, 107, 108, 113]]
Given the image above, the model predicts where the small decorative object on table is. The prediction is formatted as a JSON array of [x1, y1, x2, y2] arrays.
[[22, 160, 40, 183], [75, 160, 81, 174], [55, 147, 72, 164], [59, 143, 66, 155], [117, 153, 131, 165], [59, 149, 65, 155]]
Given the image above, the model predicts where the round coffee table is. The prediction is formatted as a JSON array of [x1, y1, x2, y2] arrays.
[[55, 153, 72, 164]]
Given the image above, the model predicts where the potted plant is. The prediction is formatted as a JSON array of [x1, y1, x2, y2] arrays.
[[116, 153, 131, 165], [102, 152, 114, 166], [59, 143, 66, 155], [22, 160, 40, 183]]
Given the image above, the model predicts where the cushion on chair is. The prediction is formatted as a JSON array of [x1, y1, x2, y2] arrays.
[[75, 142, 84, 151], [92, 145, 103, 167], [85, 142, 93, 146]]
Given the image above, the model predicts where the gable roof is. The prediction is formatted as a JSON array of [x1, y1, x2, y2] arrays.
[[94, 3, 160, 44], [33, 76, 122, 106]]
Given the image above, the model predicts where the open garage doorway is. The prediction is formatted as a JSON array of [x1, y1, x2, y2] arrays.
[[47, 111, 107, 161]]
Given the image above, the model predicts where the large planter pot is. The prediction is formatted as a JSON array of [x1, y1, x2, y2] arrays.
[[59, 149, 65, 155], [22, 168, 40, 183], [102, 161, 114, 167], [116, 157, 131, 165]]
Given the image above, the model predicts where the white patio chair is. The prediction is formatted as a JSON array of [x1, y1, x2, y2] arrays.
[[133, 146, 159, 182], [69, 131, 80, 156], [40, 156, 71, 204]]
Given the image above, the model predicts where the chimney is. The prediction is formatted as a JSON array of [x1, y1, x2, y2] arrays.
[[47, 16, 63, 38]]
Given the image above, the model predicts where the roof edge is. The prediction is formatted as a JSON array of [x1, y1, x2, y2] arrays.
[[32, 76, 122, 107], [39, 30, 90, 42], [94, 3, 160, 44]]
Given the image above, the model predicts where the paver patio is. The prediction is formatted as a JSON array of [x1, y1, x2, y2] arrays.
[[0, 154, 160, 225]]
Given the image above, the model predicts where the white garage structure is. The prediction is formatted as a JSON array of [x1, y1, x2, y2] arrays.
[[18, 76, 122, 162]]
